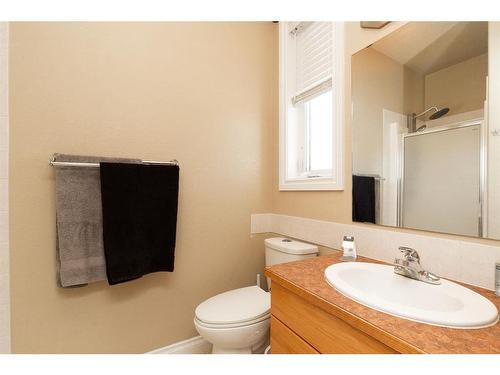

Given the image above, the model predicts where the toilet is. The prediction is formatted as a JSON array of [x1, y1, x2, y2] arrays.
[[194, 237, 319, 354]]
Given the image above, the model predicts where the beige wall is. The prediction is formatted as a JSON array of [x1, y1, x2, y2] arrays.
[[351, 47, 423, 175], [9, 22, 274, 353], [404, 66, 425, 116], [425, 53, 487, 117], [272, 21, 500, 247], [488, 23, 500, 239], [0, 22, 10, 353]]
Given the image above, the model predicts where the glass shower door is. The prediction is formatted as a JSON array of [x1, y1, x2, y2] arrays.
[[401, 123, 481, 237]]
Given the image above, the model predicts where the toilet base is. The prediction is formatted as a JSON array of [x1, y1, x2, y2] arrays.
[[251, 337, 270, 354], [212, 346, 252, 354], [211, 335, 269, 354]]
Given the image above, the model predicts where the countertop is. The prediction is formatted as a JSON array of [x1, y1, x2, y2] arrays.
[[265, 252, 500, 354]]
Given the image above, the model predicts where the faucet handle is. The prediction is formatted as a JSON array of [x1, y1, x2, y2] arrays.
[[398, 246, 420, 263]]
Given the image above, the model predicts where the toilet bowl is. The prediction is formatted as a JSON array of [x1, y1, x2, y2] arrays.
[[194, 286, 270, 354], [194, 315, 270, 354], [194, 238, 318, 354]]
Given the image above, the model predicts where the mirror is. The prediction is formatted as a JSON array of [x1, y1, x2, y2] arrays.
[[351, 22, 499, 239]]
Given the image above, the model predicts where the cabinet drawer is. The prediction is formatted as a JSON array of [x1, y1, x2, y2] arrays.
[[271, 316, 319, 354], [271, 282, 397, 354]]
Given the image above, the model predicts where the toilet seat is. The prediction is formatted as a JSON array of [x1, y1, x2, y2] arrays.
[[194, 313, 271, 329], [195, 286, 270, 328]]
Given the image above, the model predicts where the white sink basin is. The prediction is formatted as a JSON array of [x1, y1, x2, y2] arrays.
[[324, 262, 498, 329]]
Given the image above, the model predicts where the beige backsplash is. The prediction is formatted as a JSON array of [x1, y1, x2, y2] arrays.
[[252, 213, 500, 291]]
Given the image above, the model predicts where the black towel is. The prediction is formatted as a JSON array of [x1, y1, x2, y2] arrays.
[[352, 175, 375, 224], [100, 162, 179, 285]]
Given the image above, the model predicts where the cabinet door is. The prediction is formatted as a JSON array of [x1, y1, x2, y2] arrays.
[[270, 316, 319, 354], [271, 283, 397, 354]]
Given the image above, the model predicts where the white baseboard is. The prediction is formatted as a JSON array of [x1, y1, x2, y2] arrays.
[[148, 336, 212, 354]]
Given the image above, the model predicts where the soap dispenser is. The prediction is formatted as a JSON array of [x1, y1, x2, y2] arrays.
[[341, 236, 357, 261]]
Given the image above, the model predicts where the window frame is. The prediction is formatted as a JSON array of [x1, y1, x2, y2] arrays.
[[279, 22, 345, 191]]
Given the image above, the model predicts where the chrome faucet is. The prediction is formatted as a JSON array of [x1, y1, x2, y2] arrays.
[[393, 247, 441, 285]]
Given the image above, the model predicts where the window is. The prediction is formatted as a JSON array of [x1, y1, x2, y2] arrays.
[[279, 22, 344, 190]]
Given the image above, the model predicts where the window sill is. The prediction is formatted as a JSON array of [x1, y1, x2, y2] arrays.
[[279, 177, 344, 191]]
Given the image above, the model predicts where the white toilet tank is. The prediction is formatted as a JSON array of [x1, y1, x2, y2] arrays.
[[265, 237, 318, 289]]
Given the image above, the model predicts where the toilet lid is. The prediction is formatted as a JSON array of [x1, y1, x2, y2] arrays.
[[195, 286, 270, 325]]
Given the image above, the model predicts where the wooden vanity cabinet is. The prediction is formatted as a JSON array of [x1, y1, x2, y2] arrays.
[[269, 282, 399, 354], [266, 253, 500, 354]]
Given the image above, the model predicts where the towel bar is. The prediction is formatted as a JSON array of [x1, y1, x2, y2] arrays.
[[49, 155, 179, 168], [353, 173, 385, 181]]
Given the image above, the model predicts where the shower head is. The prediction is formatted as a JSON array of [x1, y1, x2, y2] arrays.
[[429, 107, 449, 120], [415, 106, 450, 120], [409, 106, 450, 133], [416, 125, 427, 132]]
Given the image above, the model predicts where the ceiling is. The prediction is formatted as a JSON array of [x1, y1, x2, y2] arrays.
[[371, 22, 488, 75]]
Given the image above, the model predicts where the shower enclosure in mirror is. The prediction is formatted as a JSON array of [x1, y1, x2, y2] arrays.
[[351, 21, 498, 239]]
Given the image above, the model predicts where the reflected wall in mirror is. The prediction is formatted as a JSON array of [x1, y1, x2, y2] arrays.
[[351, 21, 500, 240]]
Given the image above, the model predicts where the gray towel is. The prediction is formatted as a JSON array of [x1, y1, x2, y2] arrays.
[[54, 154, 140, 287]]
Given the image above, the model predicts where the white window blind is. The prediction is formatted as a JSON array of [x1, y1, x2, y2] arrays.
[[292, 22, 333, 105], [279, 21, 345, 191]]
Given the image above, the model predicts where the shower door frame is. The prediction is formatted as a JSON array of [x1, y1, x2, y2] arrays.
[[397, 119, 486, 237]]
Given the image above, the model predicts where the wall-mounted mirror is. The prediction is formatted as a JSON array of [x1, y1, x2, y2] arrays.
[[351, 22, 499, 240]]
